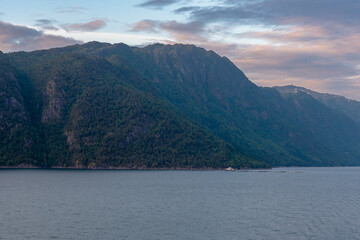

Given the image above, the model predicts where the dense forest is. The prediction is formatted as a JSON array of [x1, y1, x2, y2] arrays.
[[1, 42, 360, 168]]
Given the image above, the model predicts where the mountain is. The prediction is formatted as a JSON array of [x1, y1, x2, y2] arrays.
[[1, 42, 360, 168], [275, 85, 360, 125], [0, 45, 263, 169]]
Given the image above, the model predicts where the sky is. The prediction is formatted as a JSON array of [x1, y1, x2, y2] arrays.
[[1, 0, 360, 100]]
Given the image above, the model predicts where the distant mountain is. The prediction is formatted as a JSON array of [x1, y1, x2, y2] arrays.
[[275, 85, 360, 125], [1, 42, 360, 168]]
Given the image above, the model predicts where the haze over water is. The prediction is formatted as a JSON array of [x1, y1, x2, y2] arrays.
[[1, 168, 360, 240]]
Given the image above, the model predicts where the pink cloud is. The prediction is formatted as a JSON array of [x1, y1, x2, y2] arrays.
[[132, 20, 159, 33], [62, 20, 106, 32]]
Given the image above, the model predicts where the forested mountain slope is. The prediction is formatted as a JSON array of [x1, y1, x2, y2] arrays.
[[275, 85, 360, 125], [1, 42, 360, 168]]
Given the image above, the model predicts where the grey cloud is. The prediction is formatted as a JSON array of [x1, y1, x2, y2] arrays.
[[160, 20, 204, 34], [257, 0, 360, 25], [0, 21, 81, 52], [62, 20, 106, 32], [325, 78, 360, 101], [56, 7, 88, 13], [186, 5, 272, 26], [132, 19, 204, 34], [185, 0, 360, 27], [36, 19, 53, 25], [137, 0, 181, 9], [35, 19, 58, 31], [132, 19, 205, 42], [0, 21, 41, 42], [173, 6, 200, 14]]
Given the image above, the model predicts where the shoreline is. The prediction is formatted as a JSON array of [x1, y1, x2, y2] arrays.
[[2, 165, 360, 170], [0, 164, 264, 171]]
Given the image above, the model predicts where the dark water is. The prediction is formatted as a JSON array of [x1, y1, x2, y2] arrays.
[[1, 168, 360, 240]]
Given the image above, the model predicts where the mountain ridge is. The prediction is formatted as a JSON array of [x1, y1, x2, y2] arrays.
[[275, 85, 360, 125], [1, 42, 360, 168]]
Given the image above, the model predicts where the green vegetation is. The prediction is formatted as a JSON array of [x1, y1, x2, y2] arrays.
[[1, 42, 360, 168], [0, 47, 266, 168], [275, 85, 360, 125]]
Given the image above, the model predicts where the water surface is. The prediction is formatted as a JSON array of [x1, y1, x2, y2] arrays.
[[1, 167, 360, 239]]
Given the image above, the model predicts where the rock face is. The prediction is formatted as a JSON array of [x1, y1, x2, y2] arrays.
[[41, 79, 65, 123], [1, 42, 360, 168]]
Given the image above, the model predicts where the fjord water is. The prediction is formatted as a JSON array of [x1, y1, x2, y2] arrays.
[[1, 168, 360, 240]]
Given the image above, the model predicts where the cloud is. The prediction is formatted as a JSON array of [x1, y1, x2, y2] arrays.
[[56, 6, 88, 13], [0, 21, 81, 52], [35, 19, 58, 31], [160, 20, 206, 42], [160, 20, 204, 34], [184, 0, 360, 27], [132, 19, 205, 42], [62, 20, 106, 32], [137, 0, 181, 9], [173, 6, 200, 14], [132, 20, 159, 33]]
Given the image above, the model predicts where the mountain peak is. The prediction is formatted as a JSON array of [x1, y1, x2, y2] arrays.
[[275, 85, 360, 125]]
